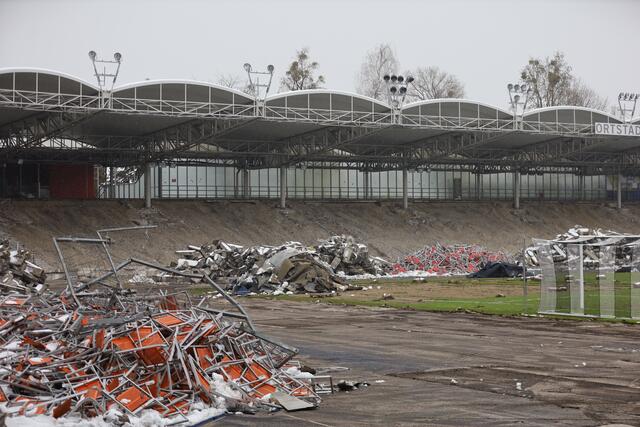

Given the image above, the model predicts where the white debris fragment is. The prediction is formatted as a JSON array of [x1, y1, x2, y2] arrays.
[[285, 366, 315, 379]]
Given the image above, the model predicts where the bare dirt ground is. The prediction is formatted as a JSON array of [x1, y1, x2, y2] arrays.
[[212, 300, 640, 426], [1, 199, 640, 270], [343, 278, 529, 300]]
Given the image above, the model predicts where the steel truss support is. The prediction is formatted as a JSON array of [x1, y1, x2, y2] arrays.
[[405, 131, 508, 168], [0, 111, 100, 154], [146, 117, 258, 160], [274, 125, 390, 168]]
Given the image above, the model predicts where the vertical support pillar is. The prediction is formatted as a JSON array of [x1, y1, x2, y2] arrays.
[[36, 163, 41, 199], [280, 166, 286, 209], [363, 171, 369, 200], [402, 168, 408, 210], [1, 163, 6, 198], [157, 166, 163, 199], [617, 173, 623, 210], [513, 171, 520, 209], [18, 161, 22, 196], [578, 244, 584, 311], [234, 168, 239, 198], [579, 174, 585, 201], [475, 173, 481, 200], [243, 168, 249, 198], [109, 166, 115, 199], [144, 162, 152, 208]]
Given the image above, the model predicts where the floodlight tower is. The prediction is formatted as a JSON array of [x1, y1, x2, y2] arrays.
[[88, 50, 123, 108], [243, 63, 275, 116], [507, 83, 532, 129], [617, 92, 639, 123], [383, 74, 414, 124]]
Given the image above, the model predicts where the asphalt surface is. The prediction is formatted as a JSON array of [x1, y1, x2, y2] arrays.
[[209, 300, 640, 426]]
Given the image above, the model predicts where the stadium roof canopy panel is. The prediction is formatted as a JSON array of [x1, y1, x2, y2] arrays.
[[1, 68, 639, 174]]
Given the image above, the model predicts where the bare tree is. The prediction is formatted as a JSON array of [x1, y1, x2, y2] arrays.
[[217, 73, 253, 95], [355, 44, 399, 101], [520, 51, 606, 110], [280, 48, 325, 91], [565, 78, 608, 110], [406, 66, 465, 101], [217, 74, 243, 89]]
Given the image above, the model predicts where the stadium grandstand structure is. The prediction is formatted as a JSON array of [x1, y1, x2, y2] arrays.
[[1, 68, 640, 207]]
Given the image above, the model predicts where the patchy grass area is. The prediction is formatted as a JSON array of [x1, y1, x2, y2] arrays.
[[246, 273, 640, 321], [253, 276, 539, 316], [265, 293, 537, 316]]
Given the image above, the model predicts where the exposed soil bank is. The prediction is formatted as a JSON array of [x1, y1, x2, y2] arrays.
[[1, 199, 639, 269]]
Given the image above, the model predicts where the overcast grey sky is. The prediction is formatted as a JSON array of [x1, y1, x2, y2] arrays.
[[1, 0, 638, 108]]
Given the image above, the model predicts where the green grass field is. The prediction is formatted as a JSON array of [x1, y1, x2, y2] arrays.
[[550, 271, 639, 318]]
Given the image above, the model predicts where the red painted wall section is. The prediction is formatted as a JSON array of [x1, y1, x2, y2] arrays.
[[49, 164, 95, 199]]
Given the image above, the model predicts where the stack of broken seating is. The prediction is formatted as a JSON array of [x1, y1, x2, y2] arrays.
[[0, 286, 320, 423]]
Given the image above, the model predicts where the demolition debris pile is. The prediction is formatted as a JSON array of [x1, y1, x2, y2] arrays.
[[525, 225, 640, 270], [393, 242, 512, 276], [315, 235, 390, 276], [1, 239, 46, 291], [170, 236, 390, 295], [0, 286, 320, 424]]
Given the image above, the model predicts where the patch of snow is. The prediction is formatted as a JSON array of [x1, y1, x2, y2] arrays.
[[284, 366, 314, 379]]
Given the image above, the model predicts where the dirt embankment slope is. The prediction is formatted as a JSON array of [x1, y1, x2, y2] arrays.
[[1, 199, 639, 269]]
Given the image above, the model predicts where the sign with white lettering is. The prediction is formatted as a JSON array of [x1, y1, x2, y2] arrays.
[[594, 122, 640, 136]]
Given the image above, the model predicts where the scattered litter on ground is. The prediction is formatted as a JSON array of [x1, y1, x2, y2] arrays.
[[335, 381, 369, 392]]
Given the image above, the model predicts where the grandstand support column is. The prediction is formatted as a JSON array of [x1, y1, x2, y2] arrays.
[[280, 166, 286, 209], [1, 163, 6, 197], [157, 166, 163, 199], [36, 163, 41, 199], [144, 162, 152, 208], [617, 173, 623, 210], [242, 168, 249, 198], [513, 171, 520, 209], [363, 171, 369, 199], [108, 166, 115, 198], [402, 168, 408, 210], [475, 173, 481, 200]]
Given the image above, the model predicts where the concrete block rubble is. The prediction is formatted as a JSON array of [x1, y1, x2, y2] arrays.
[[524, 225, 638, 269], [0, 233, 324, 425], [392, 242, 512, 276], [169, 235, 390, 295], [1, 239, 46, 292]]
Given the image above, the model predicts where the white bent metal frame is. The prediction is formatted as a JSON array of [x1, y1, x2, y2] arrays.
[[536, 235, 640, 319]]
